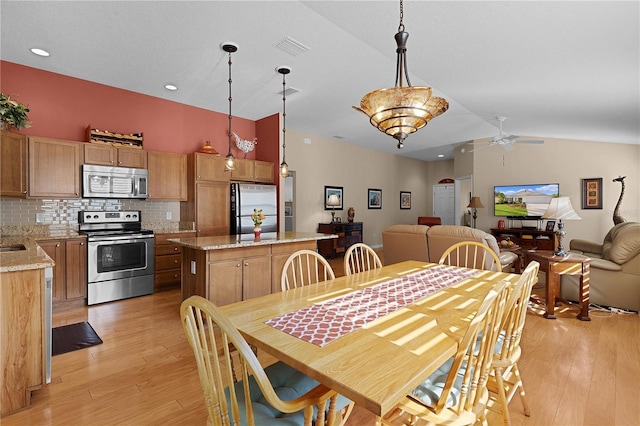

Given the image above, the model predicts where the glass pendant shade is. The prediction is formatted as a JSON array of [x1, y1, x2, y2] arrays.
[[280, 161, 289, 178], [225, 153, 236, 171], [354, 86, 448, 143]]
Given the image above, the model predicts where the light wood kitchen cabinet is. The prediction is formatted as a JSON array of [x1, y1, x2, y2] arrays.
[[231, 159, 274, 183], [0, 268, 47, 416], [147, 151, 187, 201], [0, 130, 28, 197], [194, 153, 230, 182], [270, 240, 316, 293], [83, 143, 147, 168], [181, 153, 231, 237], [208, 246, 271, 306], [154, 232, 195, 291], [28, 136, 82, 198], [37, 237, 87, 306]]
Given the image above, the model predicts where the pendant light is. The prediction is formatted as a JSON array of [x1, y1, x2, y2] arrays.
[[277, 66, 291, 178], [353, 0, 448, 149], [222, 42, 237, 171]]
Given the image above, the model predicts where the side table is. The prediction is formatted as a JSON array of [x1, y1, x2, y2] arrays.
[[523, 250, 591, 321]]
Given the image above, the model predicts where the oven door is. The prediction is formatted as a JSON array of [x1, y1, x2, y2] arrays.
[[87, 234, 155, 283]]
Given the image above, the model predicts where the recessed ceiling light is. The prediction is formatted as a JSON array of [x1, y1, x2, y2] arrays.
[[438, 154, 444, 158], [164, 84, 178, 91], [30, 48, 50, 57]]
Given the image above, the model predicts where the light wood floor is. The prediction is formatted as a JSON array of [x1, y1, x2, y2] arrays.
[[3, 254, 639, 425]]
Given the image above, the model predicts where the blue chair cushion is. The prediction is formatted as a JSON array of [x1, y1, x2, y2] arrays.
[[410, 358, 473, 409], [225, 361, 351, 425]]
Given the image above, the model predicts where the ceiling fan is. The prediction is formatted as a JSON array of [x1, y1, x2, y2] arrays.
[[463, 117, 544, 153]]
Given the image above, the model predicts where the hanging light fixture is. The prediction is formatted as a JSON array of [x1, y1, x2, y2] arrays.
[[353, 0, 448, 149], [222, 42, 237, 171], [277, 65, 291, 178]]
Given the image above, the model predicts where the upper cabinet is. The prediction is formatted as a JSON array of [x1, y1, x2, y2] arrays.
[[84, 143, 147, 168], [147, 150, 187, 201], [231, 159, 274, 183], [28, 136, 82, 198], [194, 153, 231, 182], [0, 130, 28, 197]]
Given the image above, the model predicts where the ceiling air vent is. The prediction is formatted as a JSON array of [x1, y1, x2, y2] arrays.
[[274, 36, 310, 56]]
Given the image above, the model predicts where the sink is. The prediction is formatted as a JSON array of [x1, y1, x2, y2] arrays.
[[0, 245, 26, 252]]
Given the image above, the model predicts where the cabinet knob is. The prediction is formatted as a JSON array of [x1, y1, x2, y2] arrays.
[[236, 263, 241, 268], [173, 247, 178, 251], [244, 262, 249, 267], [174, 259, 179, 264]]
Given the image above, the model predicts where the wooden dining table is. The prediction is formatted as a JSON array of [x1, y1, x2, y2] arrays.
[[219, 260, 519, 418]]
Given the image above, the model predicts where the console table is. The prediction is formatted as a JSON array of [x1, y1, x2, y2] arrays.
[[317, 222, 363, 258], [491, 228, 558, 251], [524, 250, 591, 321]]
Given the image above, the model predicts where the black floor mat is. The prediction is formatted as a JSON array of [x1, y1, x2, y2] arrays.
[[52, 322, 103, 356]]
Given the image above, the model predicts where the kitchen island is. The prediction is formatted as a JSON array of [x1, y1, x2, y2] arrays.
[[0, 236, 55, 417], [169, 232, 336, 305]]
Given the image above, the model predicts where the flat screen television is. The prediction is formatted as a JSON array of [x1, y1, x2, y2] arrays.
[[494, 183, 560, 218]]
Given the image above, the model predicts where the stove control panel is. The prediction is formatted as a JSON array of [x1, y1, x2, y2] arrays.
[[79, 210, 141, 224]]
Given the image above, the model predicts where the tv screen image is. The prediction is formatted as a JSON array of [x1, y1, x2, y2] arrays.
[[494, 183, 560, 218]]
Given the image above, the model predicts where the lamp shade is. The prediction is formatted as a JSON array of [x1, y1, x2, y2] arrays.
[[542, 196, 581, 220], [467, 197, 484, 209], [327, 194, 341, 207]]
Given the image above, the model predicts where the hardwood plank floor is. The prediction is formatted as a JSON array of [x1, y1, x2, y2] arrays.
[[3, 253, 638, 425]]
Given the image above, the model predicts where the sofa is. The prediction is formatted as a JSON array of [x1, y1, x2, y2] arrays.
[[561, 222, 640, 312], [382, 224, 517, 271]]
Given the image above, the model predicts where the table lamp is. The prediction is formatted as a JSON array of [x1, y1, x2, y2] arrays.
[[542, 196, 581, 256], [327, 194, 341, 223], [467, 196, 484, 228]]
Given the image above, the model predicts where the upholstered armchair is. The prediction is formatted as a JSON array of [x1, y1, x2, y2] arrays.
[[561, 222, 640, 311]]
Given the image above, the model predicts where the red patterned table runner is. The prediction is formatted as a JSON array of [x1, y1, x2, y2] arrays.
[[265, 265, 478, 347]]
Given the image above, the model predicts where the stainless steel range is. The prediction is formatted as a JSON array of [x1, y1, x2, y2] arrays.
[[79, 210, 154, 305]]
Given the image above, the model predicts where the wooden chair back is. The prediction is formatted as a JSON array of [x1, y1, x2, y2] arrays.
[[281, 249, 335, 291], [488, 260, 540, 424], [180, 295, 351, 426], [438, 240, 502, 271], [343, 243, 382, 275], [381, 280, 510, 425]]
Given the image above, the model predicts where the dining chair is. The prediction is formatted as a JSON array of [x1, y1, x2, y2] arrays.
[[487, 260, 540, 425], [180, 295, 354, 426], [343, 243, 383, 275], [281, 249, 335, 291], [378, 279, 510, 426], [438, 240, 502, 271]]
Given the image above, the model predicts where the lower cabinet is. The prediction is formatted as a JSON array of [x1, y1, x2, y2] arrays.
[[154, 232, 195, 292], [0, 268, 47, 416], [37, 237, 87, 307], [181, 239, 317, 305]]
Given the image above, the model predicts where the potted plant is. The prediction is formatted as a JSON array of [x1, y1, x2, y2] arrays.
[[1, 93, 31, 130]]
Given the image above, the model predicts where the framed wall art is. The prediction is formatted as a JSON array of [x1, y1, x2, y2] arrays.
[[581, 178, 603, 209], [324, 186, 343, 210], [368, 188, 382, 209], [400, 191, 411, 209], [545, 220, 556, 231]]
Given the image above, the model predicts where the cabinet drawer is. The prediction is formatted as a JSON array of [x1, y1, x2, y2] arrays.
[[155, 269, 182, 288], [155, 254, 182, 270], [156, 244, 182, 256]]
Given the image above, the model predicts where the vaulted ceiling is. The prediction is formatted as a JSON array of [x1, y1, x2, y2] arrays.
[[2, 1, 638, 161]]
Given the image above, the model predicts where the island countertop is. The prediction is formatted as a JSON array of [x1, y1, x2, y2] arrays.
[[167, 231, 336, 251]]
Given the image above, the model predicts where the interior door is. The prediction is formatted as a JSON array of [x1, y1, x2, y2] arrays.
[[433, 184, 455, 225]]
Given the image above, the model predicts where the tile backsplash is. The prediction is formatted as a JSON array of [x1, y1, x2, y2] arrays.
[[0, 198, 181, 228]]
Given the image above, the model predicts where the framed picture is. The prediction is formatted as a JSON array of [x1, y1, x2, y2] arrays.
[[324, 186, 343, 210], [400, 191, 411, 209], [368, 188, 382, 209], [545, 220, 556, 231], [581, 178, 603, 209]]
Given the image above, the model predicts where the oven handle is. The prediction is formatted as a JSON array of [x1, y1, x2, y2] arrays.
[[88, 234, 154, 243]]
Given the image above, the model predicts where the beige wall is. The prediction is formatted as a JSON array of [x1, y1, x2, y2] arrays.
[[461, 137, 639, 243], [285, 130, 454, 247]]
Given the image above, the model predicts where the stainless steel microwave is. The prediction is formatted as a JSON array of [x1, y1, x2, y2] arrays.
[[82, 164, 149, 199]]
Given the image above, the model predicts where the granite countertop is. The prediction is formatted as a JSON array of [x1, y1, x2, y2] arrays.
[[0, 235, 61, 273], [168, 231, 337, 251]]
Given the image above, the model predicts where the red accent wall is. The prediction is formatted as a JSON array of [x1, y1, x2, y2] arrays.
[[1, 61, 276, 158], [256, 113, 281, 181]]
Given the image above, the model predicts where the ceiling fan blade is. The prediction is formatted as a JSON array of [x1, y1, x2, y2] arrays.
[[514, 139, 545, 144]]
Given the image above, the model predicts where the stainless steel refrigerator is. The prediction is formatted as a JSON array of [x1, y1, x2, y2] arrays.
[[230, 183, 278, 234]]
